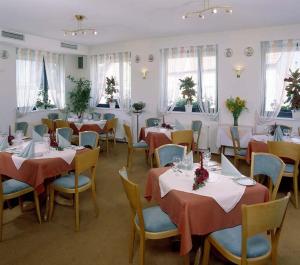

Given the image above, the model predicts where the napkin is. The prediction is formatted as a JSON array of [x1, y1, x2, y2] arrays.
[[273, 126, 283, 141], [58, 134, 71, 148], [0, 137, 8, 151], [18, 140, 35, 158], [32, 129, 43, 142], [221, 154, 242, 178], [184, 151, 194, 170], [175, 119, 185, 130]]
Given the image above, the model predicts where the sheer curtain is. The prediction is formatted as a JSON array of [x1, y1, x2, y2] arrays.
[[16, 48, 43, 113], [257, 39, 295, 123], [44, 52, 65, 109], [89, 52, 131, 109], [159, 45, 218, 116]]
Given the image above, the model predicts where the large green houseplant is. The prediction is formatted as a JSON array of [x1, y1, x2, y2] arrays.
[[179, 76, 196, 112], [105, 76, 118, 108], [284, 68, 300, 119], [68, 75, 91, 119]]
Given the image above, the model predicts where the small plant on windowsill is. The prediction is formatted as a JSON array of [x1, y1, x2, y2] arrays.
[[284, 68, 300, 119], [105, 76, 118, 108], [179, 76, 196, 112]]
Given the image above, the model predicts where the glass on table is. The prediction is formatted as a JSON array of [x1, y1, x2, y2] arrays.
[[203, 150, 212, 167], [43, 133, 51, 153]]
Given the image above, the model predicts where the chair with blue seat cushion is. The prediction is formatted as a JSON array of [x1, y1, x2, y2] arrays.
[[230, 126, 247, 169], [250, 152, 285, 200], [15, 122, 28, 136], [99, 118, 118, 153], [0, 177, 41, 241], [155, 144, 186, 167], [201, 194, 290, 265], [191, 120, 202, 157], [146, 117, 160, 127], [33, 124, 48, 137], [56, 127, 73, 143], [49, 148, 100, 231], [123, 124, 148, 169], [48, 113, 59, 120], [103, 113, 115, 120], [118, 167, 179, 265], [79, 131, 99, 149], [268, 141, 300, 208]]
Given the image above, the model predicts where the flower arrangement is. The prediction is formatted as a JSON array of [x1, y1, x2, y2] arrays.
[[284, 68, 300, 110], [161, 123, 173, 129], [225, 96, 247, 126], [193, 152, 209, 190]]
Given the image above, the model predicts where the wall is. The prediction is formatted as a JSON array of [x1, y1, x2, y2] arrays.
[[89, 24, 300, 133]]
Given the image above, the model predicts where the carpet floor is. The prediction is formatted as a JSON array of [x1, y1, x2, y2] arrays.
[[0, 143, 299, 265]]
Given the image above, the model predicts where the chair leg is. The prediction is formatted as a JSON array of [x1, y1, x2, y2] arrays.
[[75, 192, 80, 231], [193, 247, 201, 265], [201, 238, 211, 265], [91, 184, 99, 217], [49, 186, 55, 220], [0, 201, 3, 241], [129, 221, 136, 264], [139, 234, 145, 265], [33, 191, 42, 224], [18, 197, 24, 212], [129, 149, 133, 169], [293, 173, 299, 208], [106, 133, 109, 153]]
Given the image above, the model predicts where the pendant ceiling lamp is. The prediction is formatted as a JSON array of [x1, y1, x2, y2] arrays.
[[63, 15, 97, 36], [182, 0, 233, 20]]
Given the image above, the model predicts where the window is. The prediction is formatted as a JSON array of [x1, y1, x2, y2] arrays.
[[160, 45, 217, 113]]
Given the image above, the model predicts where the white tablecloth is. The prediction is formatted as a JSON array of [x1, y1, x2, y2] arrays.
[[70, 119, 107, 130], [251, 134, 300, 144], [144, 127, 175, 140]]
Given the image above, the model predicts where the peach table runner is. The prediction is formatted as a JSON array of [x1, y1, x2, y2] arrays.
[[145, 167, 269, 255]]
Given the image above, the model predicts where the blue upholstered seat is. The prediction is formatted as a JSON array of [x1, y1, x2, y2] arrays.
[[3, 179, 31, 195], [80, 132, 98, 148], [237, 149, 247, 156], [156, 144, 185, 167], [146, 118, 160, 127], [103, 113, 115, 120], [133, 141, 148, 148], [15, 122, 28, 136], [56, 127, 72, 142], [285, 164, 294, 173], [135, 206, 177, 233], [211, 225, 270, 258], [34, 124, 48, 136], [53, 174, 90, 189]]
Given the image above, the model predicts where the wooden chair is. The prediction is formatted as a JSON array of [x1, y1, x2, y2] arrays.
[[145, 118, 160, 127], [118, 167, 179, 265], [49, 148, 99, 231], [0, 175, 41, 241], [250, 152, 285, 200], [99, 118, 118, 153], [123, 124, 148, 169], [15, 122, 28, 136], [267, 141, 300, 208], [155, 144, 186, 167], [171, 130, 193, 152], [201, 193, 290, 265], [56, 127, 73, 143], [79, 131, 99, 149], [230, 126, 247, 168], [41, 118, 54, 132], [55, 119, 70, 129]]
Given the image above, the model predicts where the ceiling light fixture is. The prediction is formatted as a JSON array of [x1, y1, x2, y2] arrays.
[[182, 0, 232, 20], [63, 15, 97, 36]]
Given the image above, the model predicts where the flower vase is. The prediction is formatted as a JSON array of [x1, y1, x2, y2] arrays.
[[233, 115, 239, 126]]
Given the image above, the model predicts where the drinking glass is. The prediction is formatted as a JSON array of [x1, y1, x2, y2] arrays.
[[203, 150, 211, 167], [43, 133, 50, 154], [172, 156, 181, 169]]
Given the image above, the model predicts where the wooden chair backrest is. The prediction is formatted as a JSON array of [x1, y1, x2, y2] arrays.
[[241, 194, 290, 261], [119, 167, 145, 233], [171, 130, 193, 152], [41, 118, 54, 131], [123, 124, 133, 147], [55, 119, 70, 129], [155, 144, 187, 167], [106, 118, 118, 131], [75, 148, 99, 174]]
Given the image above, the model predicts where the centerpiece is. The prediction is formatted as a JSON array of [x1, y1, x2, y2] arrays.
[[284, 68, 300, 119], [179, 76, 196, 112], [105, 76, 118, 108], [225, 96, 247, 126], [193, 152, 209, 190]]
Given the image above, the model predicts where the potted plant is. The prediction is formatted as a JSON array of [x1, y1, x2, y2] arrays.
[[105, 76, 118, 108], [284, 68, 300, 119], [132, 101, 146, 113], [225, 96, 247, 126], [35, 85, 55, 110], [67, 75, 91, 120], [179, 76, 196, 112]]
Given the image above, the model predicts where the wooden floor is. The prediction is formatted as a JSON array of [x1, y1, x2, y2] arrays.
[[1, 142, 300, 265]]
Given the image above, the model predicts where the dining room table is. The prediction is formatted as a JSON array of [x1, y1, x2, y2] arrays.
[[68, 119, 107, 135], [144, 165, 269, 256]]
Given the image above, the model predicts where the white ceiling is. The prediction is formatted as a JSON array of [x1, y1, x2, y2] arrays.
[[1, 0, 300, 46]]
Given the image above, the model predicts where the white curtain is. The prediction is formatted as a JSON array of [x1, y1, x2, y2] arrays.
[[257, 39, 296, 123], [89, 52, 131, 109], [159, 45, 218, 117], [16, 48, 43, 113], [44, 52, 65, 109]]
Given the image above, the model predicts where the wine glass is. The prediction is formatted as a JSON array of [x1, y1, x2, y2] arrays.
[[203, 150, 211, 167]]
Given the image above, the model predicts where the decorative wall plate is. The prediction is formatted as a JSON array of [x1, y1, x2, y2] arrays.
[[224, 48, 233, 58], [244, 47, 254, 57]]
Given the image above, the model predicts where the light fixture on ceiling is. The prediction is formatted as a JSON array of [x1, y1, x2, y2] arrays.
[[182, 0, 232, 20], [63, 15, 97, 36]]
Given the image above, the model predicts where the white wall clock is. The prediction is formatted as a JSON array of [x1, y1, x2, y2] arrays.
[[244, 47, 254, 57], [224, 48, 233, 58]]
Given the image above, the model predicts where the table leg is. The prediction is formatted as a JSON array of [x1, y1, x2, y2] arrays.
[[43, 185, 50, 221]]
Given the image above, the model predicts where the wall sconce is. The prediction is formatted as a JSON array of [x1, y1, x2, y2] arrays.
[[141, 68, 148, 79], [234, 66, 244, 78]]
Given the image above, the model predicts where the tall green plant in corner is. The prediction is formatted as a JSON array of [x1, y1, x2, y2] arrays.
[[68, 75, 91, 118]]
